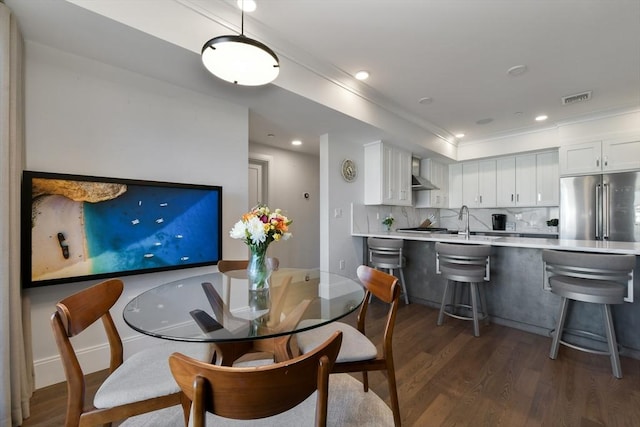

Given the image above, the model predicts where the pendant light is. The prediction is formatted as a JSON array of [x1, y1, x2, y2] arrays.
[[201, 1, 279, 86]]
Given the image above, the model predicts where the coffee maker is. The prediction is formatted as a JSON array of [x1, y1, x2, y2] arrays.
[[492, 214, 507, 231]]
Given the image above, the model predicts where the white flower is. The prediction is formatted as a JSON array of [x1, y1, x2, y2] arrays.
[[246, 216, 267, 245], [229, 220, 247, 239]]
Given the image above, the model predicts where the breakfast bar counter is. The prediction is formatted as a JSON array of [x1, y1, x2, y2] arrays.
[[352, 230, 640, 359], [352, 230, 640, 255]]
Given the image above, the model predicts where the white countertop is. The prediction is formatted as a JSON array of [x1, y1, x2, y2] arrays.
[[352, 231, 640, 255]]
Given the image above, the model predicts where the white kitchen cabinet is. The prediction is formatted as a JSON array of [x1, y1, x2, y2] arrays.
[[364, 141, 412, 206], [462, 159, 496, 207], [496, 156, 516, 206], [559, 138, 640, 175], [535, 151, 559, 205], [414, 158, 449, 208], [448, 163, 463, 208], [496, 151, 558, 207]]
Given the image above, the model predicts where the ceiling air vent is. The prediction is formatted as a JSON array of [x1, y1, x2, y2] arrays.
[[562, 91, 592, 105]]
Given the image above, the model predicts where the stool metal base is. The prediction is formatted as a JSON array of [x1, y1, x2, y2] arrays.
[[437, 280, 488, 337], [550, 297, 622, 378]]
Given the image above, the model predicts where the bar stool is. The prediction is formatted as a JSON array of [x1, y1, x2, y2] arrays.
[[367, 237, 409, 304], [435, 242, 491, 337], [542, 250, 634, 378]]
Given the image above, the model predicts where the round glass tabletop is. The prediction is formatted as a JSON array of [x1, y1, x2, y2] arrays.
[[123, 268, 365, 343]]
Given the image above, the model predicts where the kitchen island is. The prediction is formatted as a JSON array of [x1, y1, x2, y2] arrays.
[[352, 230, 640, 359]]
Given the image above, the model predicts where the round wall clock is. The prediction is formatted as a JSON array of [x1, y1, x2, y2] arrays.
[[341, 159, 357, 182]]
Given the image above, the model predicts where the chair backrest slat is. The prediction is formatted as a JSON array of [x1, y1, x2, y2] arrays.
[[56, 278, 124, 337], [169, 331, 342, 426]]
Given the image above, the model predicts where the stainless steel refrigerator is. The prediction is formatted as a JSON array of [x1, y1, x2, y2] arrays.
[[560, 171, 640, 241]]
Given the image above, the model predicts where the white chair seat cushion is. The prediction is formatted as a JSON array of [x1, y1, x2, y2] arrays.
[[296, 320, 378, 363], [119, 374, 393, 427], [94, 341, 213, 408]]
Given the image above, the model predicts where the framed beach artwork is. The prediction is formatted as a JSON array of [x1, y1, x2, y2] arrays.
[[21, 171, 223, 288]]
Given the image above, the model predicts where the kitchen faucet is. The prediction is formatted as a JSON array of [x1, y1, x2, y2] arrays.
[[459, 205, 470, 239]]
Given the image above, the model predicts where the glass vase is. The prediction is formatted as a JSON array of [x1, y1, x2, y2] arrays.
[[247, 246, 271, 291], [247, 246, 272, 315]]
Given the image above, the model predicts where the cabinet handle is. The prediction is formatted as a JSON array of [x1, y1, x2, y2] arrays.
[[511, 194, 514, 202], [516, 194, 519, 202], [604, 156, 608, 167], [479, 195, 482, 204], [596, 157, 600, 168]]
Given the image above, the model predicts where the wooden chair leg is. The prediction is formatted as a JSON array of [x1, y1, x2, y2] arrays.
[[361, 371, 370, 392]]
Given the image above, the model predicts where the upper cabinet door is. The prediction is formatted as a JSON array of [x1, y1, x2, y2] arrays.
[[448, 163, 463, 208], [559, 141, 601, 175], [536, 151, 559, 206], [462, 161, 480, 207], [477, 159, 497, 207], [461, 160, 496, 208], [363, 141, 412, 206], [515, 154, 537, 206], [602, 138, 640, 172], [560, 138, 640, 175], [496, 156, 516, 206]]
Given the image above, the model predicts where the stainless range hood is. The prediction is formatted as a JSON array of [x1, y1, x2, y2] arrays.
[[411, 157, 439, 190]]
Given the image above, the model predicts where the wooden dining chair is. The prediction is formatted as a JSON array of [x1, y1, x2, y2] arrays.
[[169, 330, 343, 427], [50, 278, 212, 427], [295, 265, 402, 426]]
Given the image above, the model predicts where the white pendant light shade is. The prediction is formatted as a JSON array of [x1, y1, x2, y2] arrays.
[[201, 35, 280, 86]]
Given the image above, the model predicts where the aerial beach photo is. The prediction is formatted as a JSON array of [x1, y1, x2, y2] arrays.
[[27, 174, 222, 286]]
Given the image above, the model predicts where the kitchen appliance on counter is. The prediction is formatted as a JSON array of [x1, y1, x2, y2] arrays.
[[492, 214, 507, 231], [560, 171, 640, 241]]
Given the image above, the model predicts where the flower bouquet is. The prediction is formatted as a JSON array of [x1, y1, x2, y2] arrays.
[[230, 205, 292, 291]]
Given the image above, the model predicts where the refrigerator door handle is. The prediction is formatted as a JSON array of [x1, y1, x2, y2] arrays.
[[595, 184, 602, 240], [603, 183, 609, 240]]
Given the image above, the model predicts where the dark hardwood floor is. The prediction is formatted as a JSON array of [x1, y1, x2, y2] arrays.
[[22, 302, 640, 426]]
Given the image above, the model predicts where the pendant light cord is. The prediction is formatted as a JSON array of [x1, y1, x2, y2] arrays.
[[240, 0, 245, 35]]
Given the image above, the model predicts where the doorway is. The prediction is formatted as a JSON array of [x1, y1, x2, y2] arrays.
[[249, 158, 269, 208]]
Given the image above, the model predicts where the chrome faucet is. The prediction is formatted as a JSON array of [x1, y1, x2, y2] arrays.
[[458, 205, 470, 239]]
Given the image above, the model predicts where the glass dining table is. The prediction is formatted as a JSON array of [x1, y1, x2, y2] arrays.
[[123, 268, 365, 366]]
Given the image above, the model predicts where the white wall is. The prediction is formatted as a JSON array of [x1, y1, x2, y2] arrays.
[[320, 134, 366, 279], [23, 42, 250, 388], [248, 142, 320, 268]]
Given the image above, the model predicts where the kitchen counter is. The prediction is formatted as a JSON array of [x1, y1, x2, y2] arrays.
[[352, 230, 640, 255], [352, 230, 640, 359]]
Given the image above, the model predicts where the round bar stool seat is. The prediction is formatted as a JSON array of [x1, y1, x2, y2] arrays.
[[542, 249, 634, 379], [435, 243, 491, 337], [367, 237, 409, 304]]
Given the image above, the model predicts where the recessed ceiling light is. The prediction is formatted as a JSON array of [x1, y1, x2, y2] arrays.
[[455, 133, 465, 138], [535, 115, 548, 121], [291, 140, 302, 146], [507, 64, 528, 77], [355, 70, 369, 80], [476, 118, 493, 125], [418, 97, 433, 105], [236, 0, 257, 12]]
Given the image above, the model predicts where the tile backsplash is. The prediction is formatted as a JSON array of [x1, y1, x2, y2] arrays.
[[351, 203, 559, 234]]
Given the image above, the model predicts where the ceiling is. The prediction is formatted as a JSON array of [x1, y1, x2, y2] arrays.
[[5, 0, 640, 158]]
